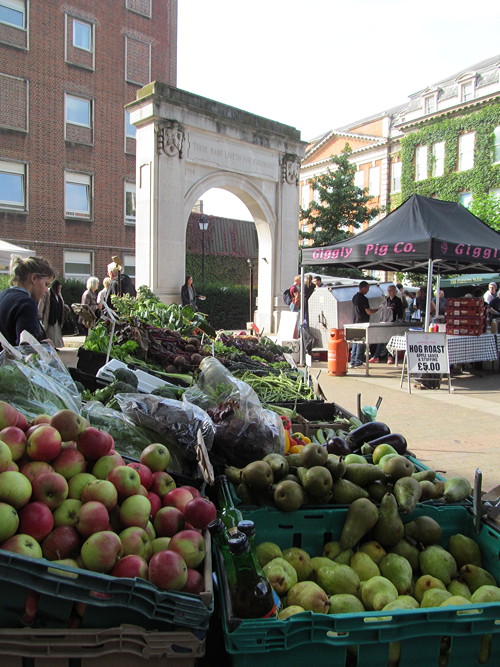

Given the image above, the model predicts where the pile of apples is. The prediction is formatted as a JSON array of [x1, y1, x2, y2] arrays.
[[0, 400, 217, 598]]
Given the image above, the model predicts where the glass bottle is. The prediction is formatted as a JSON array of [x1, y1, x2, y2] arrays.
[[238, 519, 282, 612], [228, 534, 277, 619], [214, 474, 243, 533], [208, 517, 242, 589]]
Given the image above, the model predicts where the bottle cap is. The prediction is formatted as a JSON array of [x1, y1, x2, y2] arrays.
[[207, 518, 225, 536], [214, 475, 228, 487], [228, 533, 249, 555], [237, 520, 256, 538]]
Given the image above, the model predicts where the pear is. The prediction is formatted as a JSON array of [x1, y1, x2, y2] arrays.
[[373, 492, 404, 547], [236, 482, 257, 505], [420, 589, 453, 607], [224, 465, 242, 485], [263, 557, 298, 596], [389, 539, 420, 572], [256, 542, 282, 568], [419, 546, 457, 586], [242, 460, 273, 488], [334, 549, 354, 566], [317, 564, 360, 597], [329, 594, 365, 614], [339, 497, 379, 550], [447, 533, 482, 568], [412, 469, 436, 482], [299, 443, 328, 468], [325, 455, 346, 481], [372, 444, 398, 465], [443, 476, 472, 502], [282, 547, 312, 581], [382, 595, 419, 611], [359, 541, 387, 565], [393, 476, 422, 514], [301, 466, 333, 499], [419, 480, 441, 501], [367, 481, 391, 502], [286, 454, 301, 469], [470, 585, 500, 603], [377, 453, 399, 469], [287, 581, 330, 613], [439, 595, 471, 607], [278, 605, 305, 619], [479, 634, 493, 665], [459, 564, 497, 592], [381, 455, 414, 480], [350, 551, 380, 581], [310, 556, 337, 582], [447, 580, 472, 600], [360, 576, 398, 611], [331, 479, 369, 504], [344, 453, 366, 465], [263, 453, 289, 481], [433, 481, 445, 498], [413, 574, 446, 603], [343, 463, 385, 487], [273, 480, 304, 512], [379, 553, 413, 595], [322, 541, 342, 561], [404, 516, 442, 546]]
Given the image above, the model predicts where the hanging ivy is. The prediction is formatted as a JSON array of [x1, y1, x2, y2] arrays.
[[400, 103, 500, 205]]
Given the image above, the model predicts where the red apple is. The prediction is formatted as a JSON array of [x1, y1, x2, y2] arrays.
[[76, 501, 109, 538], [26, 425, 62, 462], [51, 448, 86, 480], [163, 487, 193, 512], [81, 479, 118, 510], [1, 533, 43, 558], [22, 590, 39, 624], [168, 529, 206, 568], [183, 568, 205, 594], [147, 491, 162, 518], [16, 412, 28, 431], [80, 531, 123, 573], [18, 501, 54, 541], [145, 520, 156, 541], [150, 471, 176, 497], [31, 471, 68, 509], [77, 427, 113, 462], [50, 409, 88, 442], [127, 462, 153, 490], [184, 523, 203, 534], [0, 440, 13, 472], [6, 461, 19, 471], [153, 506, 185, 537], [119, 526, 152, 559], [67, 472, 96, 500], [31, 414, 51, 425], [0, 426, 27, 461], [42, 525, 81, 560], [151, 536, 171, 554], [182, 485, 202, 499], [140, 443, 171, 472], [0, 470, 32, 508], [148, 549, 187, 590], [19, 461, 54, 483], [25, 424, 44, 438], [183, 497, 217, 530], [137, 484, 148, 497], [111, 554, 149, 579], [107, 465, 141, 498], [92, 452, 125, 479], [52, 498, 82, 527], [0, 400, 19, 430], [0, 501, 19, 541], [119, 495, 151, 529]]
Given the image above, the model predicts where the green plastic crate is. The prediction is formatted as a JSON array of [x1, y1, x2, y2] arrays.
[[219, 505, 500, 666]]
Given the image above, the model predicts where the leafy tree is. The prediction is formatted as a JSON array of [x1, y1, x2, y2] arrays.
[[468, 193, 500, 231]]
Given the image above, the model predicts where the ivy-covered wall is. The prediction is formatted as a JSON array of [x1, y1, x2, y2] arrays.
[[400, 103, 500, 202]]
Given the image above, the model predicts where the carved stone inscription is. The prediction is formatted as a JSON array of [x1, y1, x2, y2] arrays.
[[188, 137, 277, 179]]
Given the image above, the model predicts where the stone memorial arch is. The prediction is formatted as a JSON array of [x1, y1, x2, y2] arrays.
[[127, 83, 306, 333]]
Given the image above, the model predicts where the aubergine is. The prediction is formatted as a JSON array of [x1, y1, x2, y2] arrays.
[[326, 436, 351, 457], [345, 421, 391, 450], [365, 433, 408, 455]]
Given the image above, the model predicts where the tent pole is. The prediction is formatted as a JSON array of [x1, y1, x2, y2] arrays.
[[299, 265, 305, 365], [425, 259, 434, 332], [435, 274, 441, 321]]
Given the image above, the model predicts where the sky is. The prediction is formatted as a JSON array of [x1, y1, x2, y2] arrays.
[[177, 0, 500, 220]]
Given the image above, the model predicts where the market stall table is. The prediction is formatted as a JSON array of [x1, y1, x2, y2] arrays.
[[387, 333, 499, 366], [344, 322, 412, 375]]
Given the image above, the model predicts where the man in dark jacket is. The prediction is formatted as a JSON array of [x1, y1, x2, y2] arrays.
[[350, 281, 379, 367]]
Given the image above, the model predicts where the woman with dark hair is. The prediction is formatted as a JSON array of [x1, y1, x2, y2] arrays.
[[0, 256, 55, 346], [38, 279, 67, 348], [181, 275, 205, 311]]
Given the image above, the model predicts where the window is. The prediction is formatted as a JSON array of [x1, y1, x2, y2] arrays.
[[369, 166, 380, 197], [126, 0, 152, 18], [424, 95, 436, 115], [491, 188, 500, 199], [73, 19, 92, 51], [0, 0, 25, 29], [461, 81, 474, 103], [0, 160, 25, 209], [391, 162, 401, 193], [125, 182, 136, 224], [494, 126, 500, 164], [64, 250, 92, 280], [65, 94, 91, 127], [415, 145, 428, 181], [123, 254, 136, 280], [125, 111, 136, 139], [354, 169, 365, 190], [432, 142, 445, 177], [458, 132, 475, 171], [459, 192, 473, 208], [65, 172, 91, 218]]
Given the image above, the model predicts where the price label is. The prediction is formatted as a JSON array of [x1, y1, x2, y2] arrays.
[[406, 332, 449, 376]]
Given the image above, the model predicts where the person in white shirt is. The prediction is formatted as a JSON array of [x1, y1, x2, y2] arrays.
[[484, 282, 497, 304]]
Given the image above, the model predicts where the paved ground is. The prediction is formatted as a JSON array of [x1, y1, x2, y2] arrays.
[[60, 336, 500, 495]]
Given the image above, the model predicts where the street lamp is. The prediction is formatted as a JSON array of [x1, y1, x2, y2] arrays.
[[247, 258, 254, 325], [198, 215, 209, 288]]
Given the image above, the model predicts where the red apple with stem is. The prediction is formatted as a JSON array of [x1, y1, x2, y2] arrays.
[[18, 501, 54, 541], [111, 554, 149, 579], [119, 526, 152, 560], [168, 529, 206, 568], [77, 427, 113, 462], [148, 550, 187, 590], [153, 506, 185, 537], [50, 409, 88, 443], [26, 425, 62, 462], [182, 485, 202, 499], [92, 452, 125, 479], [42, 525, 81, 560], [31, 471, 68, 509], [127, 462, 153, 490], [51, 448, 86, 480], [150, 471, 176, 497], [119, 495, 151, 529], [1, 533, 43, 558], [31, 414, 51, 425], [76, 501, 109, 538], [0, 426, 27, 461], [107, 465, 141, 498], [163, 487, 193, 512], [67, 472, 96, 500], [52, 498, 82, 527], [140, 443, 171, 472], [80, 531, 123, 573], [183, 497, 217, 530], [81, 479, 118, 510]]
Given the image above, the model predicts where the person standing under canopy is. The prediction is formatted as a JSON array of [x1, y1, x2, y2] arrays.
[[350, 281, 380, 368]]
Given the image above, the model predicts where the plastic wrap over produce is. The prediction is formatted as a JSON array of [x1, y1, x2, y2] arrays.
[[0, 343, 82, 418], [183, 357, 285, 468]]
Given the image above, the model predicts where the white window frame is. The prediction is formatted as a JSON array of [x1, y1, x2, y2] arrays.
[[424, 95, 436, 115], [0, 159, 26, 210], [493, 126, 500, 165], [432, 141, 445, 178], [369, 166, 380, 197], [73, 18, 92, 52], [391, 162, 401, 193], [65, 171, 92, 219], [125, 110, 136, 139], [458, 132, 475, 172], [415, 145, 428, 181], [354, 169, 365, 190], [64, 250, 92, 281], [124, 181, 136, 224], [460, 80, 474, 103], [123, 254, 136, 280], [65, 93, 91, 128], [0, 0, 25, 29]]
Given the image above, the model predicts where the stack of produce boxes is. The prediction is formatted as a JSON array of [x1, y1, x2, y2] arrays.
[[445, 297, 487, 336]]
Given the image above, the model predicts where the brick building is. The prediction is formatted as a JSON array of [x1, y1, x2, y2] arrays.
[[0, 0, 177, 282]]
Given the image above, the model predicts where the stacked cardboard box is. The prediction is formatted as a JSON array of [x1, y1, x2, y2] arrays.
[[445, 297, 486, 335]]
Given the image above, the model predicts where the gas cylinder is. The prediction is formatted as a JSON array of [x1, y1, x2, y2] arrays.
[[328, 329, 348, 376]]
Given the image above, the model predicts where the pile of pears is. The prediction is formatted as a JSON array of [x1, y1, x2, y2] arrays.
[[255, 499, 499, 620], [225, 442, 472, 512]]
